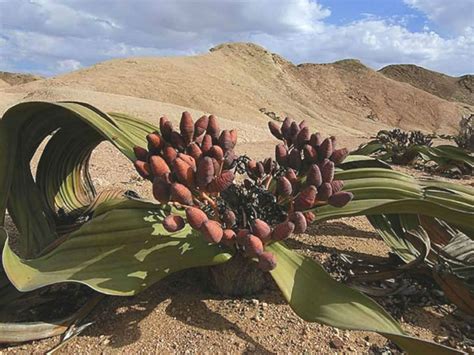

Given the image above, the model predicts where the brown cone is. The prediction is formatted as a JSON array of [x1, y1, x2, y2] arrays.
[[200, 220, 223, 244], [152, 177, 170, 202], [194, 115, 209, 138], [170, 183, 193, 205], [318, 138, 333, 160], [208, 145, 224, 161], [294, 185, 317, 211], [330, 180, 344, 193], [289, 211, 307, 233], [223, 150, 236, 168], [317, 182, 332, 201], [221, 229, 236, 247], [149, 155, 171, 177], [186, 142, 202, 160], [201, 134, 213, 154], [303, 144, 318, 163], [307, 164, 322, 187], [247, 159, 257, 172], [275, 144, 288, 166], [180, 111, 194, 145], [296, 127, 310, 149], [146, 133, 163, 153], [328, 191, 353, 207], [258, 252, 277, 271], [330, 148, 349, 165], [222, 209, 236, 227], [281, 117, 293, 140], [185, 207, 208, 229], [320, 159, 335, 183], [211, 158, 220, 176], [299, 120, 308, 129], [159, 116, 173, 141], [263, 158, 274, 174], [163, 215, 185, 232], [289, 121, 300, 143], [162, 144, 178, 165], [133, 146, 148, 161], [245, 235, 264, 257], [277, 176, 293, 196], [268, 121, 283, 140], [256, 162, 265, 178], [218, 130, 233, 151], [208, 170, 234, 192], [309, 132, 322, 148], [251, 219, 272, 242], [178, 153, 196, 171], [196, 156, 215, 188], [207, 115, 220, 140], [229, 129, 238, 147], [271, 221, 295, 241], [288, 148, 302, 170], [134, 160, 151, 179], [170, 131, 185, 150], [173, 157, 195, 187], [285, 168, 297, 184]]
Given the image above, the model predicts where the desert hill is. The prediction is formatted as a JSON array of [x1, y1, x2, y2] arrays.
[[2, 43, 473, 138], [380, 64, 474, 106], [0, 71, 43, 86]]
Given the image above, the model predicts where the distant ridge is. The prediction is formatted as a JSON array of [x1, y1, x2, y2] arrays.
[[3, 42, 472, 136], [0, 71, 44, 86], [379, 64, 474, 106]]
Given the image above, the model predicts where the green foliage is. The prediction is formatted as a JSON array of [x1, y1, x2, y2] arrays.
[[454, 114, 473, 151], [0, 101, 468, 352], [3, 200, 232, 296], [268, 242, 461, 354], [353, 128, 473, 176]]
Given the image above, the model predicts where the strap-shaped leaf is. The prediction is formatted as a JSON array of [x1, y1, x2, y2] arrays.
[[268, 242, 462, 354], [2, 200, 233, 296], [0, 101, 157, 257]]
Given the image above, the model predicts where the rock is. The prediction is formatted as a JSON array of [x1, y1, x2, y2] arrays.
[[329, 336, 344, 349]]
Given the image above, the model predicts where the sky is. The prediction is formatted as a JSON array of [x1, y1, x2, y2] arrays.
[[0, 0, 473, 77]]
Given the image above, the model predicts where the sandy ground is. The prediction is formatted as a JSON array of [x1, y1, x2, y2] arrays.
[[1, 138, 472, 354]]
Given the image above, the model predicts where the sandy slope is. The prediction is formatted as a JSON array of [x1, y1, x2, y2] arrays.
[[4, 42, 472, 137]]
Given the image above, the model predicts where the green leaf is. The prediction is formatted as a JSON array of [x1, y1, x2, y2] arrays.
[[0, 101, 158, 258], [268, 242, 462, 354], [2, 200, 233, 296]]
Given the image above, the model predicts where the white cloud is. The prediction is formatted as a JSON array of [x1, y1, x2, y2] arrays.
[[404, 0, 474, 35], [57, 59, 82, 73], [0, 0, 472, 76]]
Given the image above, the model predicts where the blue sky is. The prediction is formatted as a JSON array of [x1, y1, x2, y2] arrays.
[[0, 0, 473, 76]]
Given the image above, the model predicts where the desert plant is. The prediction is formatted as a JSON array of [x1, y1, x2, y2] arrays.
[[354, 128, 473, 176], [0, 101, 471, 353], [454, 114, 473, 151]]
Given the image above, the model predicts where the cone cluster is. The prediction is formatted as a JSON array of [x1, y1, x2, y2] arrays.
[[134, 112, 354, 272], [268, 117, 354, 228], [133, 111, 237, 203]]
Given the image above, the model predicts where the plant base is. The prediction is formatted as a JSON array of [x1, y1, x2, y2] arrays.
[[208, 253, 270, 297]]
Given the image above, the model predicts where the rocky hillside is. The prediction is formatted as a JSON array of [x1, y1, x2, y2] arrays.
[[0, 71, 43, 86], [3, 43, 472, 136], [380, 64, 474, 106]]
